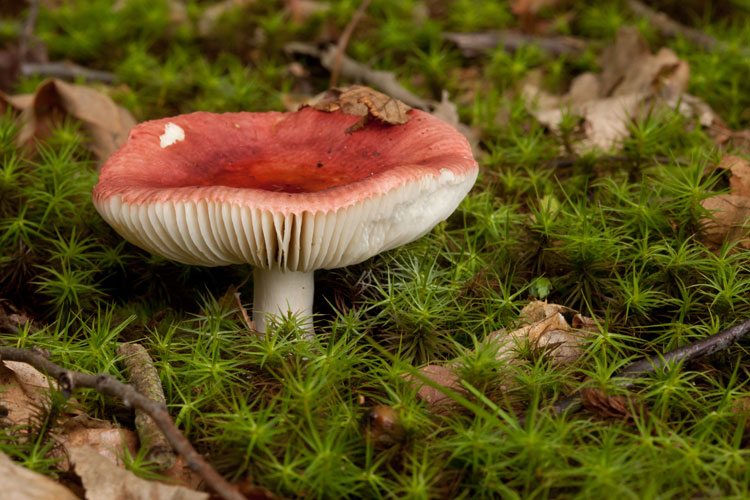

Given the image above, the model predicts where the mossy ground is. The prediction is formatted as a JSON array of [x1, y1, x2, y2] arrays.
[[3, 1, 750, 498]]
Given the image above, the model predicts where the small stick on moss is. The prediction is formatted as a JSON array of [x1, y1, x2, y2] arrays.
[[626, 0, 749, 56], [0, 346, 244, 500], [116, 343, 176, 470], [329, 0, 371, 88], [549, 317, 750, 417], [442, 31, 586, 58], [286, 42, 430, 109]]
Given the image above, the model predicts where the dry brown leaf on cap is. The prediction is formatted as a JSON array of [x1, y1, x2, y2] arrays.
[[311, 85, 412, 133], [489, 301, 598, 365], [0, 78, 136, 160], [71, 445, 209, 500], [1, 449, 80, 500], [523, 26, 692, 154]]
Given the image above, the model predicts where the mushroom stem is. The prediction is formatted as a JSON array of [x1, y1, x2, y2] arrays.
[[253, 268, 314, 335]]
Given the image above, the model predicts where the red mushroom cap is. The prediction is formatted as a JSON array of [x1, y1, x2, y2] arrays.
[[93, 107, 477, 270]]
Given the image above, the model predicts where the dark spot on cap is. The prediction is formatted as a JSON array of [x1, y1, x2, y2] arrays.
[[317, 162, 324, 168]]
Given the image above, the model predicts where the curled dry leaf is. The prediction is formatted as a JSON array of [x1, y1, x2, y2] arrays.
[[701, 155, 750, 250], [523, 26, 692, 154], [1, 450, 80, 500], [490, 301, 598, 365], [71, 445, 209, 500], [716, 154, 750, 198], [311, 85, 412, 133], [0, 78, 136, 160], [701, 194, 750, 250]]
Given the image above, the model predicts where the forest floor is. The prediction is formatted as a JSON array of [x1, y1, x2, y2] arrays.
[[3, 1, 750, 498]]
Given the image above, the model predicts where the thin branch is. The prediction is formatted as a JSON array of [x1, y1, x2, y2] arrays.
[[548, 317, 750, 418], [626, 0, 749, 56], [20, 61, 119, 84], [286, 42, 430, 109], [0, 346, 244, 500], [329, 0, 371, 88], [442, 30, 587, 58], [19, 0, 40, 61]]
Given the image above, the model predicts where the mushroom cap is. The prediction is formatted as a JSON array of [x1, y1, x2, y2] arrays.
[[93, 107, 478, 271]]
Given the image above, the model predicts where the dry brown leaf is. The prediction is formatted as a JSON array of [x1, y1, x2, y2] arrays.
[[1, 449, 80, 500], [71, 445, 209, 500], [716, 155, 750, 197], [55, 427, 139, 471], [490, 301, 597, 365], [0, 78, 136, 159], [160, 455, 205, 491], [403, 364, 461, 411], [311, 85, 411, 132], [580, 388, 639, 421], [701, 194, 750, 250], [0, 360, 54, 427], [523, 26, 691, 154]]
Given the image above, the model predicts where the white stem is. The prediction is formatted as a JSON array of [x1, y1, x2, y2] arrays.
[[253, 268, 314, 336]]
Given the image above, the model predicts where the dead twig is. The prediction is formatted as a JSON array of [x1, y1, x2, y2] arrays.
[[329, 0, 371, 88], [443, 30, 587, 57], [548, 317, 750, 417], [18, 0, 40, 61], [0, 346, 244, 500], [286, 42, 430, 110], [626, 0, 749, 56], [20, 61, 119, 84], [116, 343, 176, 470]]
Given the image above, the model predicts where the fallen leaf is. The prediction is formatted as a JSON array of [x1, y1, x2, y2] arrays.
[[160, 455, 205, 491], [523, 26, 692, 154], [312, 85, 412, 133], [580, 388, 639, 421], [490, 301, 597, 365], [1, 450, 80, 500], [71, 445, 209, 500], [700, 194, 750, 250], [716, 154, 750, 197], [0, 360, 55, 427], [0, 78, 136, 159], [403, 364, 461, 411], [55, 426, 139, 471]]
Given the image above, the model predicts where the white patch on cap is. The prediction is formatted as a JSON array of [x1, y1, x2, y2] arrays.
[[159, 122, 185, 148]]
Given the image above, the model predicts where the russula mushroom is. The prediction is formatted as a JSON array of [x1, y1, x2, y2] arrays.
[[93, 88, 478, 334]]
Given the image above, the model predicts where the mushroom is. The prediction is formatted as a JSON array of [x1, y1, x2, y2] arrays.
[[93, 88, 478, 334]]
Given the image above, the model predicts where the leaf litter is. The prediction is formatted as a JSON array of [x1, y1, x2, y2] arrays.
[[522, 26, 711, 154]]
